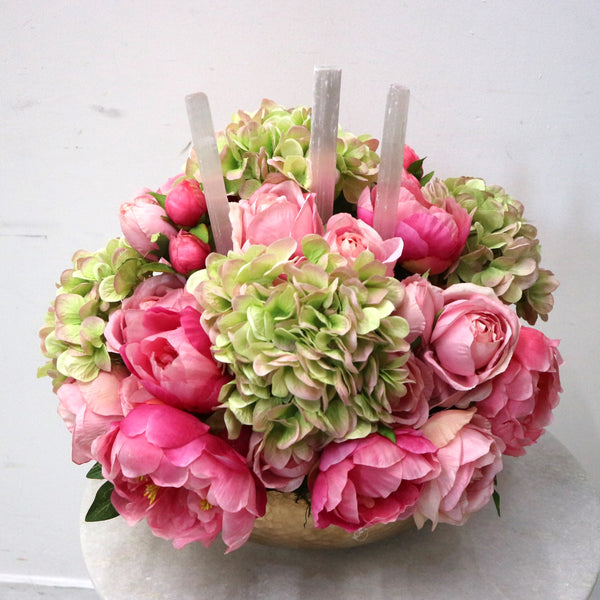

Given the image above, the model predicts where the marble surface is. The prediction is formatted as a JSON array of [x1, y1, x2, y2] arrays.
[[80, 433, 600, 600]]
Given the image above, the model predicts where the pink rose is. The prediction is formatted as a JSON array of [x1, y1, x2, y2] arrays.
[[476, 327, 562, 456], [247, 433, 318, 493], [169, 230, 211, 275], [357, 179, 471, 275], [396, 274, 444, 344], [119, 193, 177, 259], [324, 213, 404, 276], [57, 367, 127, 464], [165, 179, 207, 227], [230, 178, 323, 255], [105, 274, 230, 413], [93, 403, 266, 552], [422, 284, 520, 391], [310, 429, 440, 532], [415, 409, 504, 527], [389, 355, 433, 428]]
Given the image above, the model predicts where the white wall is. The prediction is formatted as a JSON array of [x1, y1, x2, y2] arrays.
[[2, 0, 599, 585]]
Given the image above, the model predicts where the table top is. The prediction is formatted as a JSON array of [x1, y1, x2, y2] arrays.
[[80, 433, 600, 600]]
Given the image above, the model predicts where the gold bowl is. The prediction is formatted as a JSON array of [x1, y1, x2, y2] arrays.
[[249, 490, 413, 549]]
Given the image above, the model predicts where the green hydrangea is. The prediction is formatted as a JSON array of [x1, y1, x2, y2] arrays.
[[188, 237, 411, 451], [334, 132, 379, 204], [186, 99, 380, 204], [438, 177, 558, 324], [38, 237, 171, 389]]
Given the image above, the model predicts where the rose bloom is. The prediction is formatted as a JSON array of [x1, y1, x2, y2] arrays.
[[388, 355, 433, 428], [421, 284, 520, 391], [247, 432, 318, 493], [357, 176, 471, 275], [93, 403, 266, 552], [396, 274, 444, 344], [324, 213, 403, 276], [105, 274, 230, 413], [310, 429, 440, 532], [119, 193, 177, 259], [230, 178, 323, 256], [414, 409, 504, 528], [57, 366, 128, 464], [475, 326, 562, 456]]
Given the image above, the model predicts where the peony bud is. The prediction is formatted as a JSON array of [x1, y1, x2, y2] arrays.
[[165, 179, 207, 227], [169, 230, 211, 275], [403, 145, 421, 170]]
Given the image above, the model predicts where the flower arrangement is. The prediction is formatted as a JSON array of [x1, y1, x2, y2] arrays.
[[39, 95, 562, 553]]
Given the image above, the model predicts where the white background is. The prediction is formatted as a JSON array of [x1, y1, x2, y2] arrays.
[[1, 0, 599, 589]]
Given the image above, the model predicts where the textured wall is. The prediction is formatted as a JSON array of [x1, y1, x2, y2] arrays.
[[2, 0, 598, 584]]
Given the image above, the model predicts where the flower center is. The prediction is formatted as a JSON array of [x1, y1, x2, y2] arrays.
[[199, 498, 213, 511], [143, 481, 160, 505]]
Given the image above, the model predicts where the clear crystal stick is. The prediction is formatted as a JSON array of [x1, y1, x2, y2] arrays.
[[309, 66, 342, 225], [373, 85, 410, 240], [185, 92, 233, 254]]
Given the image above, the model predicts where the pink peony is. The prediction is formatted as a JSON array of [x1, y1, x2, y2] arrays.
[[323, 213, 404, 276], [93, 403, 266, 552], [357, 171, 424, 227], [229, 178, 323, 255], [422, 284, 520, 391], [165, 178, 207, 227], [247, 433, 318, 493], [310, 429, 440, 532], [157, 173, 185, 195], [118, 373, 157, 415], [476, 327, 562, 456], [396, 274, 444, 344], [357, 178, 471, 275], [415, 409, 504, 527], [169, 230, 211, 275], [105, 274, 230, 413], [119, 193, 177, 259], [57, 367, 127, 464]]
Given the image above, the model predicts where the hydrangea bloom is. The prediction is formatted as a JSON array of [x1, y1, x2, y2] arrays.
[[189, 237, 411, 450]]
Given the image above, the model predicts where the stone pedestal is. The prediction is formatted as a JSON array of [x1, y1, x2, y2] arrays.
[[81, 433, 600, 600]]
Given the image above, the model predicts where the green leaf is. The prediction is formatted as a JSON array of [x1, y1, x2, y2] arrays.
[[147, 191, 167, 210], [149, 232, 171, 259], [420, 171, 435, 186], [406, 157, 425, 180], [86, 462, 104, 479], [189, 222, 210, 243], [85, 481, 119, 522], [378, 425, 397, 445], [492, 476, 501, 517]]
